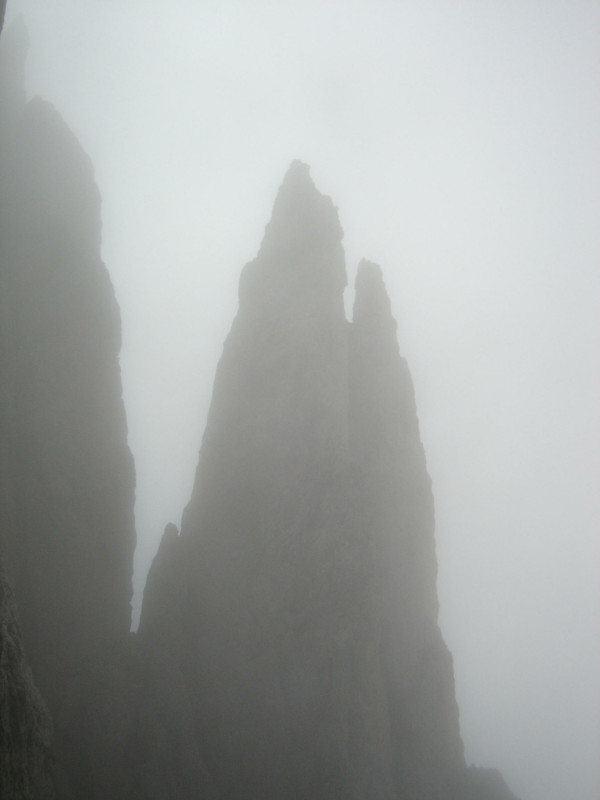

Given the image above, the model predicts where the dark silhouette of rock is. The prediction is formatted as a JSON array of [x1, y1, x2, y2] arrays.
[[1, 92, 136, 692], [0, 14, 56, 799], [141, 161, 369, 798], [0, 558, 55, 800], [0, 15, 135, 693], [349, 260, 464, 797], [459, 766, 521, 800], [0, 11, 521, 793], [0, 18, 134, 797], [141, 163, 520, 799], [0, 20, 218, 797]]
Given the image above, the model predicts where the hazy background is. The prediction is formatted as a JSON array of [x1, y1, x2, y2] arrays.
[[4, 2, 599, 800]]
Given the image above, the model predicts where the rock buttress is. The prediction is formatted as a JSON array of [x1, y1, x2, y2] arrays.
[[349, 261, 464, 798], [141, 167, 522, 800], [0, 557, 55, 800], [141, 163, 395, 799], [0, 21, 135, 798]]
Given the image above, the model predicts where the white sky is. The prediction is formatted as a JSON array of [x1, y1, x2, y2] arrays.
[[4, 3, 600, 800]]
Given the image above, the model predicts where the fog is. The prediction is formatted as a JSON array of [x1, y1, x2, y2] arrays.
[[4, 2, 599, 799]]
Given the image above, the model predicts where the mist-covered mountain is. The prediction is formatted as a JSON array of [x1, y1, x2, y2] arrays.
[[0, 15, 519, 800], [0, 13, 137, 798], [139, 160, 518, 800]]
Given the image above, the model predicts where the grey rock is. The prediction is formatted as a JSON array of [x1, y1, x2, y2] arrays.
[[0, 21, 219, 797], [0, 21, 132, 797], [350, 259, 464, 797], [0, 17, 523, 792], [0, 558, 55, 800], [141, 163, 520, 799], [457, 766, 521, 800], [0, 94, 136, 696], [142, 162, 374, 798]]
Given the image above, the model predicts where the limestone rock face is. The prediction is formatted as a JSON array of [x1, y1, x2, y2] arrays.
[[460, 767, 521, 800], [142, 162, 374, 798], [1, 94, 136, 689], [141, 164, 518, 799], [0, 21, 220, 798], [0, 27, 135, 695], [0, 15, 55, 800], [0, 20, 135, 797], [0, 14, 521, 790], [0, 558, 55, 800], [349, 261, 464, 797]]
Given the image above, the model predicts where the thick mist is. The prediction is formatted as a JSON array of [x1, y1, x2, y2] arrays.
[[4, 3, 599, 800]]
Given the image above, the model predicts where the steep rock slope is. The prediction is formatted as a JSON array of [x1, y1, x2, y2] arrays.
[[0, 20, 135, 698], [141, 163, 519, 799], [141, 161, 381, 798], [0, 18, 136, 797], [0, 13, 55, 800], [0, 550, 55, 799], [0, 19, 220, 798], [0, 14, 521, 790], [349, 261, 463, 797]]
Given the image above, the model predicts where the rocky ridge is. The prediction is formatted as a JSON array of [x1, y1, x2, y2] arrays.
[[140, 162, 520, 800], [1, 12, 520, 798]]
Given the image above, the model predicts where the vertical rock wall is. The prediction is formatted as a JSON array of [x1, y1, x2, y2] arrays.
[[140, 163, 513, 799], [0, 13, 55, 799], [0, 94, 136, 693], [0, 13, 522, 792], [142, 162, 376, 798], [0, 18, 136, 798], [0, 558, 55, 800], [349, 261, 464, 797]]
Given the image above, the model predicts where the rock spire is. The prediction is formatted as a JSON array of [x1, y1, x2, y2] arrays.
[[140, 165, 519, 799], [0, 21, 522, 791]]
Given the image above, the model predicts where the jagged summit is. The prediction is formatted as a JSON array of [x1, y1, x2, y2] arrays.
[[0, 89, 522, 798], [282, 157, 312, 184], [139, 163, 518, 800], [0, 19, 141, 796], [245, 161, 346, 300], [353, 258, 397, 334], [184, 164, 351, 546]]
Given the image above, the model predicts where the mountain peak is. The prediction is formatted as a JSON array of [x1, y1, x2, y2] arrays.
[[240, 162, 346, 307], [265, 161, 343, 254], [282, 158, 312, 185], [353, 258, 397, 337]]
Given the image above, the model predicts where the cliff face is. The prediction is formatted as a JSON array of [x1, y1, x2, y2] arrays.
[[349, 261, 464, 797], [0, 557, 55, 800], [0, 18, 135, 797], [141, 161, 378, 799], [1, 13, 520, 794], [0, 13, 55, 800], [0, 86, 136, 697], [0, 20, 220, 798], [140, 163, 514, 799]]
